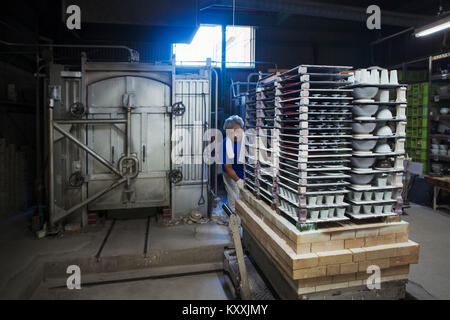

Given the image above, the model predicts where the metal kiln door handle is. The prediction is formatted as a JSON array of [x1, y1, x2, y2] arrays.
[[142, 145, 146, 162]]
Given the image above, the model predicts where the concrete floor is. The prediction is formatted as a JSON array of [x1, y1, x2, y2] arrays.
[[32, 271, 230, 300], [1, 202, 450, 300], [403, 204, 450, 300], [0, 214, 232, 299]]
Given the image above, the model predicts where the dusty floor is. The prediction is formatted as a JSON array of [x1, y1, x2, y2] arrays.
[[403, 204, 450, 300], [32, 271, 231, 300], [0, 212, 232, 299], [1, 202, 449, 300]]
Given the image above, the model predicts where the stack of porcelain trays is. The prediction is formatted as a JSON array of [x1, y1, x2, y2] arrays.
[[243, 65, 360, 226], [244, 74, 279, 207], [243, 88, 259, 195], [344, 67, 407, 219]]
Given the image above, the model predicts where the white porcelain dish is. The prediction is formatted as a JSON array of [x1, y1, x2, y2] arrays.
[[352, 139, 377, 151], [351, 157, 376, 168], [353, 104, 378, 117], [353, 86, 379, 100], [374, 142, 392, 153], [352, 122, 377, 134], [376, 108, 393, 120], [350, 173, 375, 185], [375, 125, 393, 136]]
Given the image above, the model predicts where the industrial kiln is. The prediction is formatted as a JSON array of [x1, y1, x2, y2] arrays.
[[46, 55, 212, 226]]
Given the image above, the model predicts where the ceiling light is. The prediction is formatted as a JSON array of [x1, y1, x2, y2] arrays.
[[415, 15, 450, 37]]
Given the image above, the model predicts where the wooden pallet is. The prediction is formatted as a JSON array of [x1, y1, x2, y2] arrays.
[[236, 186, 419, 298]]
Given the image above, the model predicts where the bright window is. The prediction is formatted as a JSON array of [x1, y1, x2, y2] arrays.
[[173, 25, 255, 68]]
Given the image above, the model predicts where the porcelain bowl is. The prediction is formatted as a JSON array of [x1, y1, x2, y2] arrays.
[[374, 142, 392, 153], [352, 122, 377, 134], [376, 108, 393, 120], [352, 139, 377, 151], [353, 86, 379, 99], [353, 104, 379, 117], [350, 172, 375, 185], [351, 157, 376, 168], [375, 125, 393, 136], [432, 163, 443, 173]]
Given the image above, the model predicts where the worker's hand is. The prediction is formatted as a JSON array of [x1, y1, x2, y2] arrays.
[[237, 179, 244, 189]]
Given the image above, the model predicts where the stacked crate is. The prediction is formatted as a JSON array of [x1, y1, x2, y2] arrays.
[[245, 65, 355, 228], [405, 82, 429, 173]]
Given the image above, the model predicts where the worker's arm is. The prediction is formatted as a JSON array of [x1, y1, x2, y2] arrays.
[[224, 164, 240, 182]]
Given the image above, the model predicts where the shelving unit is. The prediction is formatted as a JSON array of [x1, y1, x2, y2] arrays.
[[427, 52, 450, 176], [244, 65, 354, 227], [392, 57, 429, 175], [244, 65, 410, 226], [344, 67, 407, 220], [405, 82, 429, 173]]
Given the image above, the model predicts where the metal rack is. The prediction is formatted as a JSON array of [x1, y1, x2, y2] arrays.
[[244, 65, 354, 226], [427, 52, 450, 176], [345, 67, 407, 220]]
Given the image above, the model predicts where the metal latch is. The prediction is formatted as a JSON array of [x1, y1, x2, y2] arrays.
[[69, 102, 86, 118], [122, 92, 136, 109], [48, 85, 61, 107], [168, 169, 183, 184], [169, 102, 186, 116]]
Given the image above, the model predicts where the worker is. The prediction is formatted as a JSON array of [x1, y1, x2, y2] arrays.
[[222, 115, 245, 212]]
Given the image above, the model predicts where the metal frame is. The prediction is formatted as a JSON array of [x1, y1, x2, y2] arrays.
[[49, 57, 175, 225], [427, 52, 450, 176], [49, 109, 132, 225], [48, 56, 214, 225]]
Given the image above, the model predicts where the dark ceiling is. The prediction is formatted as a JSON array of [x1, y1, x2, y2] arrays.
[[0, 0, 448, 68], [3, 0, 446, 43]]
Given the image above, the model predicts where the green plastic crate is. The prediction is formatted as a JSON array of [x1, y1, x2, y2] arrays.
[[412, 149, 427, 162], [417, 139, 427, 149], [410, 116, 427, 127]]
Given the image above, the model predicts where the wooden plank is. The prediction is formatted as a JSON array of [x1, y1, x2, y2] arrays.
[[229, 214, 251, 300]]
